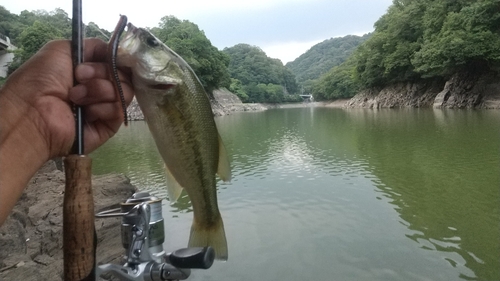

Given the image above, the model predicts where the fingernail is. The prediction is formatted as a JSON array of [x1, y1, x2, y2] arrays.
[[69, 84, 87, 102], [76, 64, 95, 82]]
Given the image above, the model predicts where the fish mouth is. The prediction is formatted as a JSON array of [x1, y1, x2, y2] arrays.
[[126, 23, 138, 35], [121, 22, 138, 43], [118, 22, 141, 59], [116, 23, 139, 70]]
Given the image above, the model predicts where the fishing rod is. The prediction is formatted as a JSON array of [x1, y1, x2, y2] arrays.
[[63, 0, 96, 280]]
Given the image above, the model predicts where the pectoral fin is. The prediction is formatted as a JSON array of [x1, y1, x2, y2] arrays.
[[217, 134, 231, 182], [164, 164, 184, 202]]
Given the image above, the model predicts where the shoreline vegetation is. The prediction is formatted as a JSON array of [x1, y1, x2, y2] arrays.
[[128, 85, 500, 123], [2, 1, 499, 110], [125, 88, 350, 121]]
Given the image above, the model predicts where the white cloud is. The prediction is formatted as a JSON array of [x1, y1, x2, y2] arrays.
[[4, 0, 320, 30], [261, 40, 322, 64], [2, 0, 388, 63]]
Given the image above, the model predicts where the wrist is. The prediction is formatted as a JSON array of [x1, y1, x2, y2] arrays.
[[0, 80, 51, 162], [0, 85, 51, 224]]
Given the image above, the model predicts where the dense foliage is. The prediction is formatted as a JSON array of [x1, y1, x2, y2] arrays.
[[286, 34, 370, 92], [223, 44, 301, 103], [0, 6, 25, 44], [1, 8, 73, 74], [312, 0, 500, 100], [4, 1, 499, 102], [312, 56, 360, 100], [150, 16, 231, 95], [8, 20, 64, 73], [1, 7, 300, 103], [1, 9, 230, 94], [0, 7, 111, 75], [85, 22, 111, 42]]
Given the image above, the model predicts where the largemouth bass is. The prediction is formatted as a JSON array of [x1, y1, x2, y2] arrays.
[[117, 22, 231, 260]]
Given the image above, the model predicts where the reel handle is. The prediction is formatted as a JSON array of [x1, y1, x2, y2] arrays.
[[168, 247, 215, 269]]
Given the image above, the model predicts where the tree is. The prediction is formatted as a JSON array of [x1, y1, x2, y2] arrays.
[[8, 20, 63, 74], [223, 43, 300, 100], [1, 8, 72, 74], [312, 56, 360, 100], [0, 6, 27, 45], [264, 83, 285, 103], [151, 16, 231, 95], [313, 0, 500, 101], [286, 34, 370, 90], [412, 0, 500, 76], [85, 22, 111, 41], [229, 78, 249, 102], [353, 0, 426, 87]]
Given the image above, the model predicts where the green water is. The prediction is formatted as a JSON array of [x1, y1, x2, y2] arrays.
[[91, 108, 500, 281]]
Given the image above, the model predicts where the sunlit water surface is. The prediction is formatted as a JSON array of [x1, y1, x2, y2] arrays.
[[91, 108, 500, 281]]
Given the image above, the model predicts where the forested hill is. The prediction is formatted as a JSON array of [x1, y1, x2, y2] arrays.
[[0, 7, 111, 77], [0, 7, 232, 95], [286, 34, 370, 91], [311, 0, 500, 104], [223, 44, 300, 103], [0, 6, 303, 103], [6, 1, 498, 107]]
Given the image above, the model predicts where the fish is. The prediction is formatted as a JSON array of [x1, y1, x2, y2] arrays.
[[116, 22, 231, 260]]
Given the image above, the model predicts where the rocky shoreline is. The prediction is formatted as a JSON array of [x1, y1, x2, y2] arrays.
[[126, 88, 273, 121], [345, 70, 500, 109], [0, 161, 136, 280], [127, 72, 500, 123], [128, 69, 500, 122], [127, 88, 349, 121]]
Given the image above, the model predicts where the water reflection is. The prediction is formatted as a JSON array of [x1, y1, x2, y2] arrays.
[[341, 108, 500, 281], [91, 121, 171, 198], [91, 108, 500, 281]]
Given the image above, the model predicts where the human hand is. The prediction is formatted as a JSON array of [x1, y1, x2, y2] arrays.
[[0, 38, 134, 225], [0, 38, 134, 159]]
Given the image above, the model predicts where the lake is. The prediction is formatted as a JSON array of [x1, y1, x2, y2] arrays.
[[91, 107, 500, 281]]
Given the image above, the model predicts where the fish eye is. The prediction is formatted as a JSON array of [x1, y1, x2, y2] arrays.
[[146, 36, 159, 47]]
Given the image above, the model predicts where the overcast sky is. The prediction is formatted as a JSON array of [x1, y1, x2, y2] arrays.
[[4, 0, 392, 63]]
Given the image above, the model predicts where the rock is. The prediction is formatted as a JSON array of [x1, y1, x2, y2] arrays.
[[0, 160, 137, 281], [433, 88, 449, 108], [0, 211, 27, 266], [126, 88, 273, 119], [213, 88, 243, 104], [433, 70, 500, 109], [212, 88, 276, 116], [126, 87, 349, 118], [347, 70, 500, 109], [347, 80, 444, 108], [33, 254, 54, 266]]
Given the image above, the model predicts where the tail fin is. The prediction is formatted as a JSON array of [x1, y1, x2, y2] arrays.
[[188, 216, 228, 261]]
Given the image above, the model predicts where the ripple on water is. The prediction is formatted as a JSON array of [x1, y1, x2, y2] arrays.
[[91, 110, 500, 281]]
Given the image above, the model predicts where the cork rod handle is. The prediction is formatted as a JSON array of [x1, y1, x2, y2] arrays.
[[63, 155, 95, 281]]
